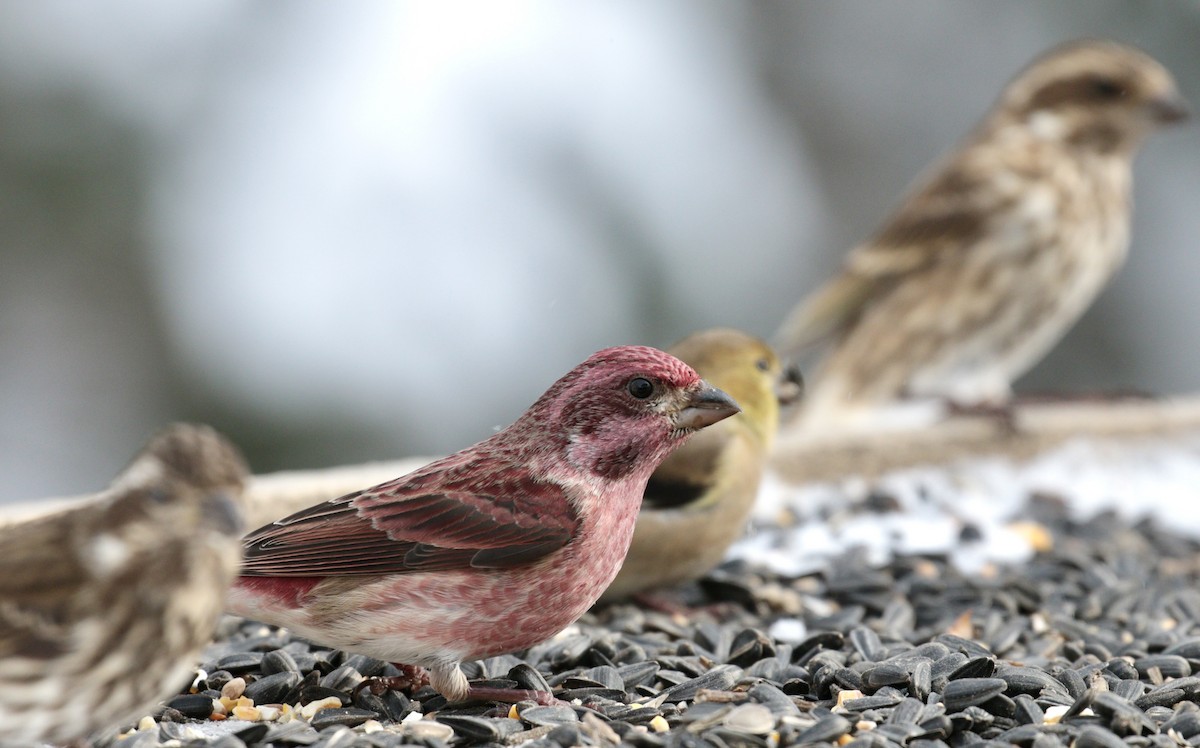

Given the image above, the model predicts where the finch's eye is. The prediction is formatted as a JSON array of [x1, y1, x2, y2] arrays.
[[755, 358, 771, 373], [627, 377, 654, 399], [1090, 76, 1126, 100]]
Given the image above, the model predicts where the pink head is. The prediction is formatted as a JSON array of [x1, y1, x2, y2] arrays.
[[516, 346, 740, 481]]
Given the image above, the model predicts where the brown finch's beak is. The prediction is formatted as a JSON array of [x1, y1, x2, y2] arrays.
[[1149, 92, 1190, 124], [204, 492, 245, 536], [675, 382, 740, 431]]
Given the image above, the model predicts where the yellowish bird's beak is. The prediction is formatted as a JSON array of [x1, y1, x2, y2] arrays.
[[1149, 92, 1189, 123], [776, 364, 805, 406]]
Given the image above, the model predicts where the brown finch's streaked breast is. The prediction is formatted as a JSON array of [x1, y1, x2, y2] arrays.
[[776, 40, 1188, 430]]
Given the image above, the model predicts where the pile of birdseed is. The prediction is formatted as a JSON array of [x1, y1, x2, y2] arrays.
[[92, 489, 1200, 748], [739, 434, 1200, 577]]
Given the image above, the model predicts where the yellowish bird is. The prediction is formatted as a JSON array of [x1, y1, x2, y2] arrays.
[[600, 328, 798, 602]]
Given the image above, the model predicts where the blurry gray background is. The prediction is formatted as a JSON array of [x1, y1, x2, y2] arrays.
[[2, 1, 1198, 504]]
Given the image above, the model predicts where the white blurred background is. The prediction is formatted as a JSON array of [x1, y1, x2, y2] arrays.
[[2, 1, 1198, 503]]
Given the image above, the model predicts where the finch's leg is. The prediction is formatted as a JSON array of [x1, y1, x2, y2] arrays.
[[354, 663, 430, 697]]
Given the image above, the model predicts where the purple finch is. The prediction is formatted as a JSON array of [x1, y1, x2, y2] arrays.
[[0, 423, 247, 745], [775, 40, 1188, 430], [601, 329, 796, 601], [227, 346, 739, 702]]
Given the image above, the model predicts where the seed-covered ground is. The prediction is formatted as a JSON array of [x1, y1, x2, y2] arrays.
[[92, 488, 1200, 748]]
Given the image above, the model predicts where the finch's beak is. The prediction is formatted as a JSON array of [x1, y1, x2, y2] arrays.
[[675, 382, 740, 431], [1149, 92, 1190, 124], [776, 364, 805, 406], [204, 492, 245, 536]]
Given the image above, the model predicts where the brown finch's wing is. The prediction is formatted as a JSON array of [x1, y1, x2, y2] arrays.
[[0, 510, 92, 658], [0, 487, 161, 655], [778, 163, 994, 353], [240, 462, 581, 576], [775, 271, 882, 353], [0, 511, 86, 604]]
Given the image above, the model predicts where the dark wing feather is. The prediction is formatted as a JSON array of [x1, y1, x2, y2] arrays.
[[240, 457, 581, 576], [640, 426, 723, 510]]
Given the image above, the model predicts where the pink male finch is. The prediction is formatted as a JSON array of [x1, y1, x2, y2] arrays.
[[775, 40, 1188, 429], [227, 346, 740, 702], [0, 423, 247, 745]]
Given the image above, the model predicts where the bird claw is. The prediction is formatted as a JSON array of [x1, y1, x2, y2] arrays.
[[944, 399, 1018, 435], [353, 664, 430, 698], [464, 685, 563, 706], [629, 589, 745, 620], [348, 667, 563, 707]]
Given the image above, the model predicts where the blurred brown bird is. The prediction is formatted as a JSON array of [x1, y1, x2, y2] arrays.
[[600, 329, 798, 602], [0, 424, 247, 745], [776, 40, 1188, 430]]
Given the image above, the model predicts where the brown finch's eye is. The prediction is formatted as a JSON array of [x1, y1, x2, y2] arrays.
[[626, 377, 654, 399], [1090, 77, 1126, 100]]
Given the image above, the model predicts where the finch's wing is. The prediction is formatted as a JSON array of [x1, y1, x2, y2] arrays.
[[641, 426, 725, 511], [240, 455, 581, 576], [776, 162, 994, 354], [0, 506, 97, 658]]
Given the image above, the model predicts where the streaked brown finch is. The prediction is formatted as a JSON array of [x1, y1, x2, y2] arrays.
[[0, 423, 247, 745], [776, 40, 1188, 430]]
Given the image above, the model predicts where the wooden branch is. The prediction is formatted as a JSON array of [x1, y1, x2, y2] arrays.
[[6, 395, 1200, 530], [770, 395, 1200, 484]]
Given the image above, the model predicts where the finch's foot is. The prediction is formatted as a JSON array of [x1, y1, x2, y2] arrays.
[[632, 590, 688, 615], [944, 399, 1018, 434], [354, 664, 430, 698], [372, 663, 564, 705], [464, 685, 562, 706], [1014, 389, 1155, 404], [629, 590, 742, 619]]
